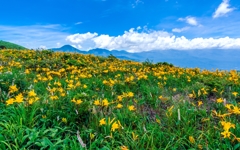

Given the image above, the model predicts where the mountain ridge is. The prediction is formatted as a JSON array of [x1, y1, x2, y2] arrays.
[[51, 45, 240, 70]]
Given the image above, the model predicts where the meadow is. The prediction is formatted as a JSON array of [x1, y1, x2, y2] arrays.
[[0, 49, 239, 149]]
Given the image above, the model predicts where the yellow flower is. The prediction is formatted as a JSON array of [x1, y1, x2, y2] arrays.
[[102, 99, 109, 107], [220, 121, 235, 131], [94, 100, 101, 106], [127, 92, 134, 97], [189, 136, 195, 144], [159, 95, 168, 102], [117, 95, 123, 102], [99, 118, 106, 126], [120, 145, 129, 150], [6, 98, 15, 105], [62, 118, 67, 123], [83, 84, 87, 88], [212, 88, 218, 92], [15, 93, 24, 103], [232, 92, 238, 97], [71, 98, 83, 105], [216, 98, 223, 103], [221, 130, 231, 139], [75, 99, 83, 105], [90, 133, 95, 140], [128, 105, 136, 111], [231, 105, 240, 114], [197, 101, 203, 106], [111, 121, 119, 132], [9, 85, 18, 93], [116, 103, 123, 109], [42, 115, 46, 119], [28, 90, 37, 97]]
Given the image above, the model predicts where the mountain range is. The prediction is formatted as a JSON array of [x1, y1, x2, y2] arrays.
[[51, 45, 240, 71]]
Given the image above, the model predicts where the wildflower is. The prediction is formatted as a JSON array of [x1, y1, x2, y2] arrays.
[[128, 105, 136, 111], [197, 101, 203, 106], [25, 69, 30, 74], [62, 118, 67, 123], [232, 92, 238, 97], [173, 88, 177, 92], [99, 118, 106, 126], [90, 133, 95, 140], [94, 100, 101, 106], [9, 85, 18, 93], [28, 90, 37, 97], [102, 99, 109, 107], [83, 84, 87, 88], [50, 95, 58, 100], [231, 105, 240, 114], [220, 121, 235, 131], [6, 98, 15, 105], [117, 95, 123, 102], [71, 98, 83, 105], [116, 103, 123, 109], [15, 93, 24, 103], [159, 95, 168, 102], [216, 98, 223, 103], [111, 121, 119, 132], [42, 115, 46, 119], [221, 130, 231, 138], [212, 88, 218, 92], [189, 136, 195, 144], [127, 92, 134, 97], [120, 145, 129, 150]]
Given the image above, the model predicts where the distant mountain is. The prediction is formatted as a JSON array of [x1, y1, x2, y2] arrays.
[[50, 45, 240, 70], [0, 40, 26, 50], [50, 45, 87, 54]]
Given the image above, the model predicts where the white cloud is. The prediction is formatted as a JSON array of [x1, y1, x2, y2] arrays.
[[172, 27, 189, 33], [66, 27, 240, 52], [213, 0, 234, 18], [75, 22, 83, 25], [132, 0, 144, 8], [178, 16, 198, 26]]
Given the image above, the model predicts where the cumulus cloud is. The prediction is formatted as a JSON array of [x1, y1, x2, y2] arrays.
[[172, 27, 189, 33], [213, 0, 234, 18], [66, 27, 240, 52], [178, 16, 198, 26]]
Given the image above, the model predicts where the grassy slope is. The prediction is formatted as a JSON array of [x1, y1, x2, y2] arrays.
[[0, 49, 239, 149], [0, 40, 27, 50]]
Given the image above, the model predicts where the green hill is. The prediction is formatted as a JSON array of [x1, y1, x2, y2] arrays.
[[0, 40, 27, 50]]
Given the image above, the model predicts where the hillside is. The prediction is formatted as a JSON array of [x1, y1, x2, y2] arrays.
[[0, 40, 27, 50]]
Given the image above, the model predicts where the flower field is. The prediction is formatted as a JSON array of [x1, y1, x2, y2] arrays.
[[0, 49, 239, 149]]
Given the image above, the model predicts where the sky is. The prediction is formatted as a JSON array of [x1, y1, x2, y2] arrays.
[[0, 0, 240, 52]]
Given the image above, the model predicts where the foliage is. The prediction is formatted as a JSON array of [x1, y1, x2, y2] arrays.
[[0, 40, 26, 50]]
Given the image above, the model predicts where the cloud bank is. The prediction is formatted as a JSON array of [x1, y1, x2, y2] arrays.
[[213, 0, 235, 18], [66, 28, 240, 52]]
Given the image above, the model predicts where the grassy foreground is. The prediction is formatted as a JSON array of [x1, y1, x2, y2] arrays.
[[0, 49, 239, 149]]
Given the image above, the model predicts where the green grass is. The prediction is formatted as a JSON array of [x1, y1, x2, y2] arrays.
[[0, 49, 239, 149]]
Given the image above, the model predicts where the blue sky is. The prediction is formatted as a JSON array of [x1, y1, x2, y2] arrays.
[[0, 0, 240, 52]]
